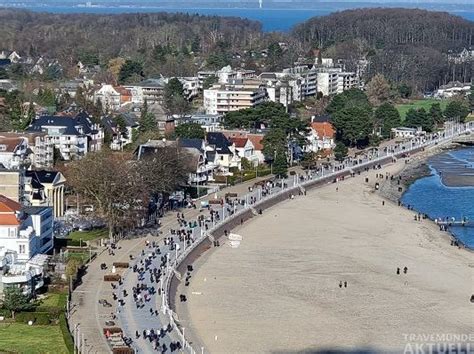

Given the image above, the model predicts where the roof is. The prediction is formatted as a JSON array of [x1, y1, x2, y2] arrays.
[[0, 214, 21, 225], [25, 170, 59, 184], [26, 111, 96, 136], [0, 137, 24, 153], [22, 206, 51, 215], [0, 194, 21, 213], [311, 122, 335, 139], [178, 138, 204, 153], [206, 132, 232, 154], [311, 114, 331, 123], [247, 134, 264, 151], [114, 86, 132, 96], [230, 137, 249, 148]]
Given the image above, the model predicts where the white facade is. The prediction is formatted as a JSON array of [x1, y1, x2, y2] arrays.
[[204, 84, 267, 115], [337, 72, 359, 94], [94, 84, 121, 111], [317, 70, 340, 96]]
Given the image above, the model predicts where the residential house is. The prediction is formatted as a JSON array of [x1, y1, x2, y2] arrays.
[[178, 138, 217, 185], [26, 111, 103, 161], [206, 132, 241, 172], [306, 119, 336, 152], [181, 114, 223, 132], [222, 130, 265, 164], [435, 82, 471, 99], [94, 84, 131, 111], [229, 137, 259, 166], [101, 113, 139, 151], [0, 136, 30, 170]]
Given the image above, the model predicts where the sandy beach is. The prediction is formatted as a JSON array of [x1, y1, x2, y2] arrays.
[[175, 161, 474, 353]]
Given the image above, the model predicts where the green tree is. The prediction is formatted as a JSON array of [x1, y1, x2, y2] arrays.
[[334, 142, 348, 162], [374, 103, 401, 138], [326, 88, 370, 115], [2, 286, 36, 319], [175, 122, 205, 139], [118, 60, 143, 84], [272, 151, 288, 178], [138, 100, 156, 133], [331, 106, 374, 147], [469, 85, 474, 114], [398, 83, 412, 99], [37, 88, 56, 107], [405, 108, 434, 132], [444, 100, 470, 123], [429, 103, 444, 125], [262, 128, 287, 159], [203, 75, 218, 90], [164, 78, 189, 116]]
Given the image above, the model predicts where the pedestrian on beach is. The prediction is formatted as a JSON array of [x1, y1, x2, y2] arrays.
[[339, 281, 342, 288], [344, 281, 347, 288], [397, 267, 400, 275], [403, 266, 408, 274]]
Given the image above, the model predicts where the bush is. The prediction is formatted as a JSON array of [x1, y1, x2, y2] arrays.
[[66, 239, 82, 247], [0, 307, 11, 318], [15, 311, 52, 325], [59, 313, 74, 353]]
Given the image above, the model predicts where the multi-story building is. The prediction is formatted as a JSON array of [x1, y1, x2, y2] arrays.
[[337, 72, 359, 94], [0, 136, 29, 170], [0, 132, 54, 169], [0, 196, 53, 262], [198, 66, 256, 86], [203, 81, 268, 115], [26, 112, 103, 161], [124, 78, 166, 105]]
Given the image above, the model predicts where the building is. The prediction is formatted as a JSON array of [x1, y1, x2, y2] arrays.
[[203, 81, 268, 115], [0, 132, 54, 169], [306, 119, 336, 152], [317, 69, 340, 96], [94, 85, 131, 112], [180, 114, 223, 132], [228, 137, 259, 166], [124, 78, 167, 105], [222, 130, 265, 164], [101, 113, 139, 151], [391, 127, 422, 138], [24, 171, 65, 218], [435, 82, 471, 99], [0, 196, 53, 262], [337, 72, 359, 94], [198, 66, 256, 86], [26, 112, 103, 161], [0, 136, 30, 170], [206, 132, 241, 172]]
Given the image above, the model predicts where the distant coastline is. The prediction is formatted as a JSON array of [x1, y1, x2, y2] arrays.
[[0, 3, 472, 31]]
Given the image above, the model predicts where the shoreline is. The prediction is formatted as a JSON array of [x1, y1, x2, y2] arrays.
[[175, 156, 474, 353], [379, 143, 474, 251]]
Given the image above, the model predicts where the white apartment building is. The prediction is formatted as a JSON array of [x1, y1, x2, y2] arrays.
[[317, 69, 340, 96], [203, 82, 268, 115], [198, 66, 256, 86], [337, 72, 359, 94]]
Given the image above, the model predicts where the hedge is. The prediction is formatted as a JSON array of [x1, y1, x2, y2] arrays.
[[15, 312, 52, 325], [59, 313, 75, 353]]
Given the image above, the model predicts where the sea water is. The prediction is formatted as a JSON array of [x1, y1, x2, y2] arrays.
[[401, 147, 474, 249]]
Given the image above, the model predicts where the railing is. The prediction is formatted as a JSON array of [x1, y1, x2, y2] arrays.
[[153, 122, 474, 354]]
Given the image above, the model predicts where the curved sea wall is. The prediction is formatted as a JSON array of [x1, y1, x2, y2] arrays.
[[167, 152, 417, 312]]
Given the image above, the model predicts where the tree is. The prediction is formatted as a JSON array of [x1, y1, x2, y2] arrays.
[[366, 74, 391, 106], [469, 85, 474, 114], [2, 286, 36, 319], [175, 122, 205, 139], [326, 88, 370, 115], [405, 108, 434, 132], [138, 100, 156, 133], [331, 106, 373, 147], [398, 83, 412, 99], [429, 103, 444, 125], [202, 75, 218, 90], [272, 151, 288, 178], [262, 128, 287, 159], [66, 258, 82, 283], [334, 142, 348, 162], [163, 78, 189, 116], [374, 103, 401, 138], [118, 60, 144, 84], [444, 100, 470, 123]]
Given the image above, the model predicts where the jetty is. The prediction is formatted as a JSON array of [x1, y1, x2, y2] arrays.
[[435, 217, 472, 227]]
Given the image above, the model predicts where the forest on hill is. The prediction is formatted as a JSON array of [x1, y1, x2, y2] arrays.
[[0, 8, 472, 90], [293, 8, 474, 90]]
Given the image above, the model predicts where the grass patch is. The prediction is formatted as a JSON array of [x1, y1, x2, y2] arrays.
[[67, 228, 107, 242], [0, 322, 69, 354], [37, 292, 67, 310], [66, 251, 91, 264], [396, 99, 447, 120]]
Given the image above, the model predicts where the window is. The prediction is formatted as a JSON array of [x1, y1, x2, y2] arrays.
[[220, 156, 224, 161], [19, 244, 25, 254]]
